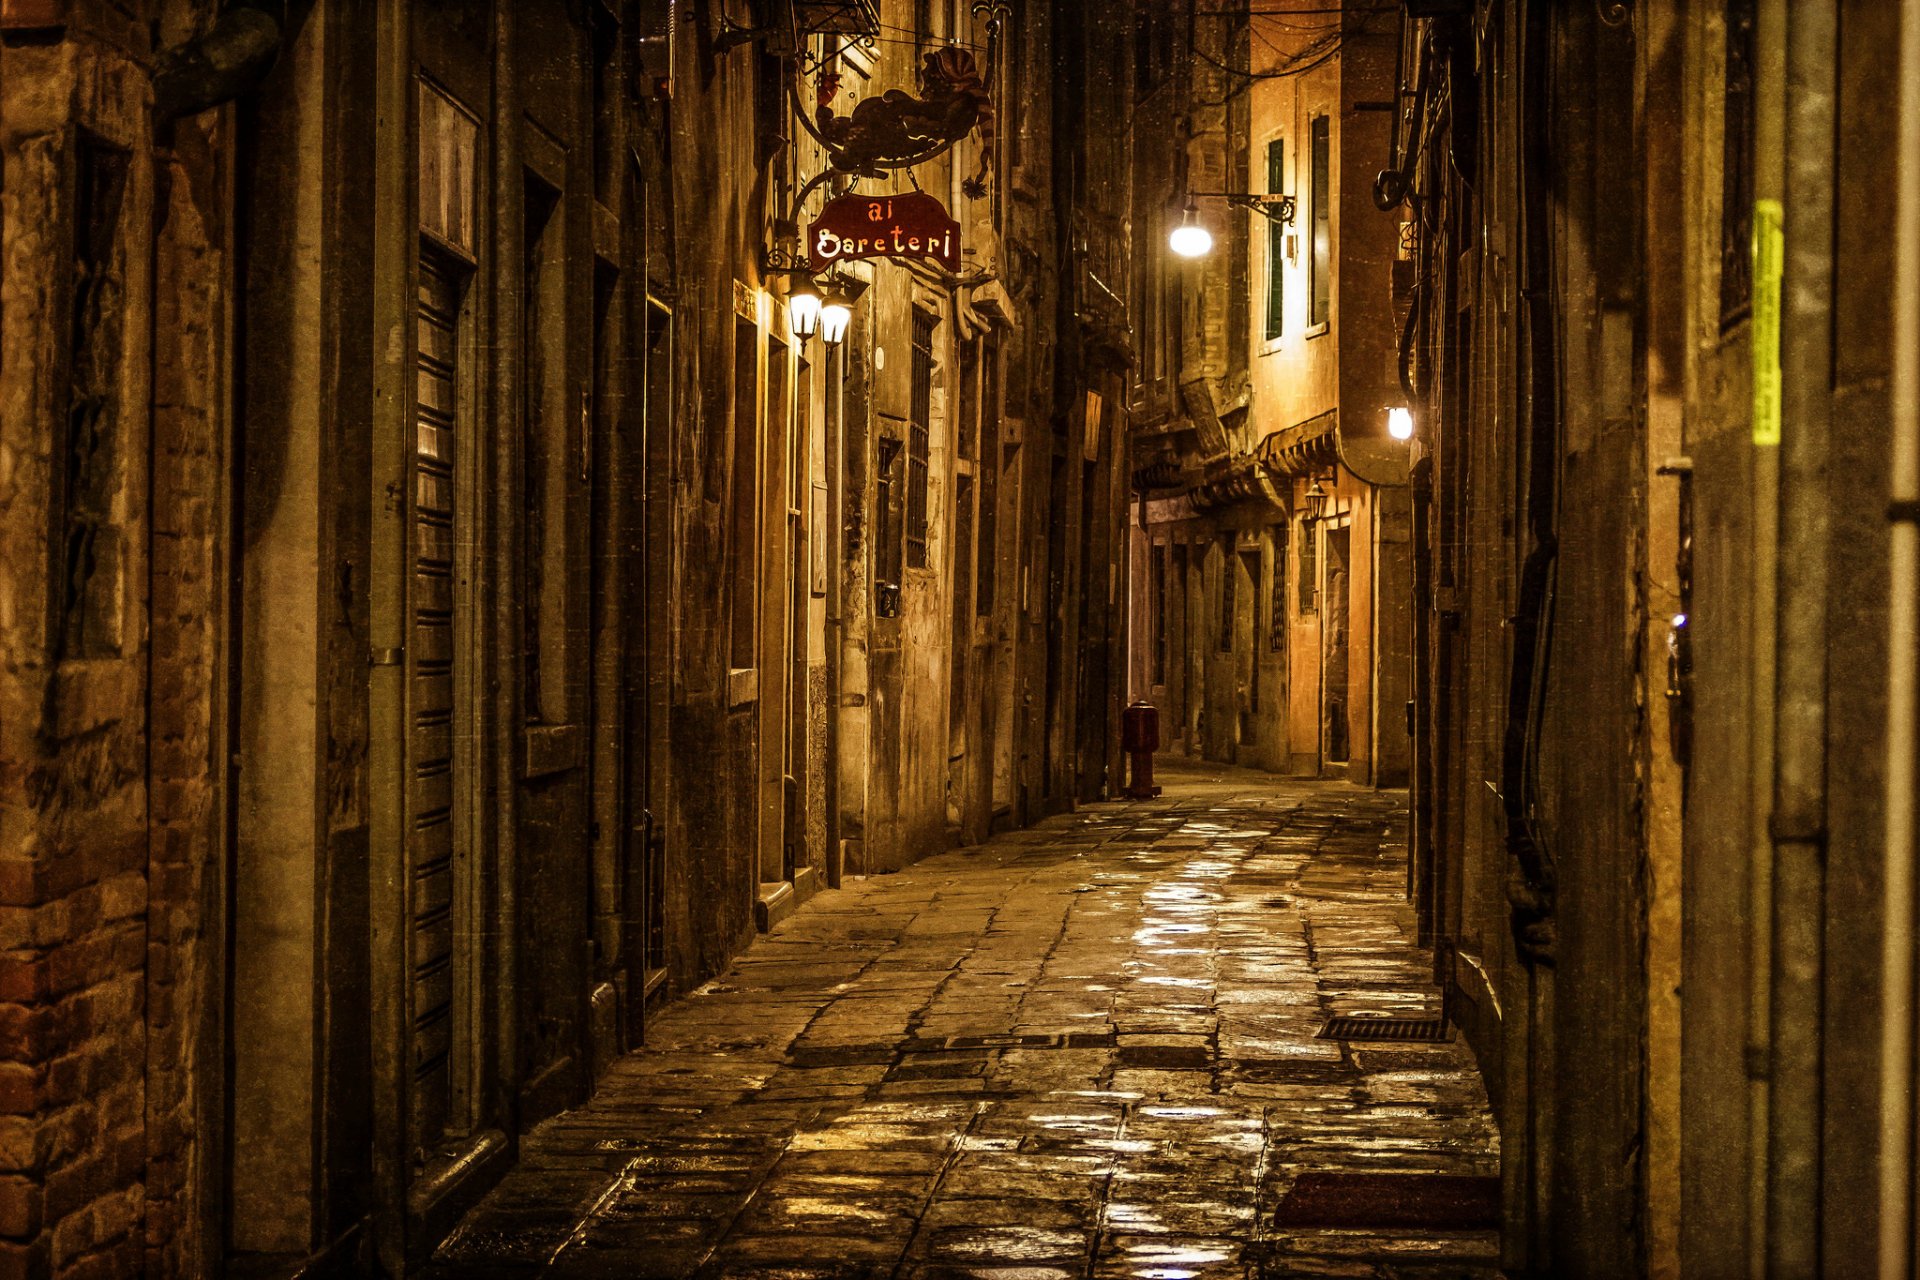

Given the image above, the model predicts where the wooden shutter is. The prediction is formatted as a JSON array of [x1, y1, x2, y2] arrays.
[[409, 250, 463, 1151]]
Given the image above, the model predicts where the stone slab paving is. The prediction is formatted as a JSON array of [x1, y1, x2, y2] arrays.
[[432, 762, 1500, 1279]]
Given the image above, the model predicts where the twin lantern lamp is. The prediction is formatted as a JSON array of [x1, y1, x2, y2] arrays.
[[785, 279, 854, 347]]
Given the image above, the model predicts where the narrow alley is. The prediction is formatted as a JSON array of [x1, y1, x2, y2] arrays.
[[12, 0, 1920, 1275], [435, 765, 1496, 1279]]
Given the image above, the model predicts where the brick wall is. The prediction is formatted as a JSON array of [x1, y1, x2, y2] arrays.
[[0, 5, 223, 1275]]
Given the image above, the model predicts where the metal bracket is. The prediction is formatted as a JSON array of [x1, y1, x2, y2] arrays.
[[1190, 191, 1296, 226]]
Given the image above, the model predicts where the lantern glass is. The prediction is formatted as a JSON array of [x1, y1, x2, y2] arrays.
[[820, 293, 853, 345], [1169, 206, 1213, 258], [788, 282, 824, 341]]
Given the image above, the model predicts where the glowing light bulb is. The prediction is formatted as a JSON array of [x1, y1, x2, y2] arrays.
[[1388, 406, 1415, 440], [1167, 220, 1213, 260], [819, 292, 853, 345]]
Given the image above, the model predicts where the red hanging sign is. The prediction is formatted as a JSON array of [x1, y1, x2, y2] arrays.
[[809, 191, 962, 272]]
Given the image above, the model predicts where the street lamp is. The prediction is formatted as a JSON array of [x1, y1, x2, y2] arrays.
[[1168, 190, 1295, 259], [1169, 202, 1213, 258], [1303, 474, 1329, 523], [787, 279, 824, 344], [819, 288, 854, 346]]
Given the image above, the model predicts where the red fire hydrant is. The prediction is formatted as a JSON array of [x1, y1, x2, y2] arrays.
[[1122, 700, 1162, 799]]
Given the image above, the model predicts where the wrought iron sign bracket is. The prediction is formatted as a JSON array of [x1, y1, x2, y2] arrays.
[[1190, 191, 1297, 225]]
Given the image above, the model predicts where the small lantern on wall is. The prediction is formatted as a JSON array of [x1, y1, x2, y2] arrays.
[[819, 289, 854, 346], [1303, 474, 1329, 523], [787, 279, 824, 344]]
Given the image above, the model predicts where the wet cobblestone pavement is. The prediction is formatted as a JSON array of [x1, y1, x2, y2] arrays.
[[434, 763, 1500, 1279]]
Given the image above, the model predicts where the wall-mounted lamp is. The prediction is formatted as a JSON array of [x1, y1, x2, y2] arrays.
[[1303, 475, 1329, 523], [1168, 189, 1296, 259], [819, 289, 854, 346], [1169, 202, 1213, 259], [1388, 406, 1415, 441], [787, 280, 824, 344]]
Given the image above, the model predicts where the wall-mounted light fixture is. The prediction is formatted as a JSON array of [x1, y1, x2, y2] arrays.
[[787, 279, 824, 344], [1168, 189, 1297, 259], [820, 289, 854, 345], [1303, 474, 1329, 523], [1169, 202, 1213, 259], [1388, 406, 1415, 441]]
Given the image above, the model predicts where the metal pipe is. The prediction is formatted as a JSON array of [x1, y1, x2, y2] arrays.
[[1767, 0, 1836, 1270], [1879, 0, 1920, 1270]]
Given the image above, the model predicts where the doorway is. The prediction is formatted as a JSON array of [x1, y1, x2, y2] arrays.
[[1322, 523, 1351, 765]]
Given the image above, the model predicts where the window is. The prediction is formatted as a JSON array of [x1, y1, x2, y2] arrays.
[[1264, 138, 1285, 341], [1219, 540, 1236, 652], [1270, 525, 1288, 652], [1309, 114, 1331, 330], [907, 311, 935, 568]]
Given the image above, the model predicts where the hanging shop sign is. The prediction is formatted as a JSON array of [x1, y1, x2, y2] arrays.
[[809, 192, 961, 272]]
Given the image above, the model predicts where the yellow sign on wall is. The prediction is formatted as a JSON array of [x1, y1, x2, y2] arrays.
[[1752, 198, 1784, 447]]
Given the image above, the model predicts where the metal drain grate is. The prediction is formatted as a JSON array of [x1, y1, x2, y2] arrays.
[[1318, 1014, 1450, 1043]]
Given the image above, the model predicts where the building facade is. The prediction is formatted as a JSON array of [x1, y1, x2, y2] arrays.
[[1126, 1, 1411, 787], [1395, 1, 1904, 1275], [0, 0, 1147, 1273]]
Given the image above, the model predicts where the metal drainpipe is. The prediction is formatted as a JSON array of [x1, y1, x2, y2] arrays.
[[1767, 0, 1836, 1271], [1879, 1, 1920, 1272]]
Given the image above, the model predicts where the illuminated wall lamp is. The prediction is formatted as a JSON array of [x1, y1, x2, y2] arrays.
[[819, 290, 854, 346], [1388, 406, 1415, 440], [787, 279, 824, 344], [1168, 202, 1214, 258]]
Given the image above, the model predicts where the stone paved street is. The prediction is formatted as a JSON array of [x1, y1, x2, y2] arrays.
[[433, 763, 1499, 1279]]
